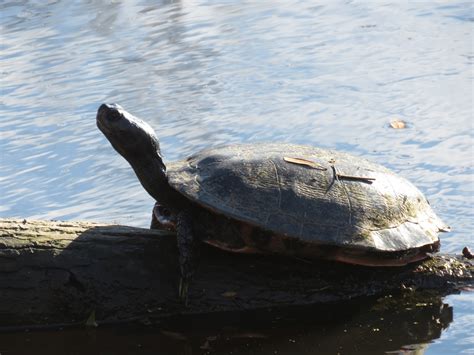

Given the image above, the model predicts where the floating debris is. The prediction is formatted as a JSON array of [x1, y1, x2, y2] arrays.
[[390, 119, 407, 129], [230, 333, 267, 339], [160, 330, 188, 341], [336, 173, 376, 184], [85, 310, 98, 328], [283, 157, 327, 170], [222, 291, 237, 298]]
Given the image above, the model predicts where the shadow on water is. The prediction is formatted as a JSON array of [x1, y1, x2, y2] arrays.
[[0, 292, 452, 355]]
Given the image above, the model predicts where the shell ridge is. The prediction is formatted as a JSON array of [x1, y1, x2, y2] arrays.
[[270, 159, 282, 209]]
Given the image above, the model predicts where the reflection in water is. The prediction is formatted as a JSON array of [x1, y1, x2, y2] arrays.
[[0, 292, 453, 355], [0, 0, 472, 353]]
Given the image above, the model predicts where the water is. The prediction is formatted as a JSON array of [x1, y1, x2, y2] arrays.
[[1, 0, 472, 353]]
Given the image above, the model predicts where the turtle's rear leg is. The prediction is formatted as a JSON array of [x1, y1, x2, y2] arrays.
[[176, 209, 199, 305]]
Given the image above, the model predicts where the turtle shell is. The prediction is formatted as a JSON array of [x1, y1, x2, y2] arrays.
[[167, 143, 448, 253]]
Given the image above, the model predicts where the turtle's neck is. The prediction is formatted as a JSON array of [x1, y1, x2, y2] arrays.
[[130, 152, 186, 210]]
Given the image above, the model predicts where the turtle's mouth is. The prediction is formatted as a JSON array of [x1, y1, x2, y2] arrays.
[[96, 103, 127, 136], [97, 103, 159, 146], [97, 103, 145, 162], [96, 114, 106, 135], [97, 103, 144, 153]]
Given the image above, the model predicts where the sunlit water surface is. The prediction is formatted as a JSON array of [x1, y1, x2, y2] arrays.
[[1, 1, 472, 354]]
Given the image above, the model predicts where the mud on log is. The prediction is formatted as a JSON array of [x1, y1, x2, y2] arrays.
[[0, 218, 472, 329]]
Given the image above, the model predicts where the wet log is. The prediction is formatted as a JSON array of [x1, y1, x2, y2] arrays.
[[0, 218, 472, 330]]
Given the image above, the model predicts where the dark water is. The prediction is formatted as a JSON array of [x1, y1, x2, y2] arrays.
[[0, 294, 462, 354], [1, 1, 472, 354]]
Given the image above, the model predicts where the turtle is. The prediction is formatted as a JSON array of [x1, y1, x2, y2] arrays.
[[96, 103, 450, 300]]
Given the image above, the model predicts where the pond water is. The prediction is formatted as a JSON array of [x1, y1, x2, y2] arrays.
[[1, 0, 472, 354]]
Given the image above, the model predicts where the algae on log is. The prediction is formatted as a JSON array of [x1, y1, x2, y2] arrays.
[[0, 218, 472, 329]]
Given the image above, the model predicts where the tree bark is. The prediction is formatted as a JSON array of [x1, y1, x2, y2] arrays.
[[0, 218, 472, 329]]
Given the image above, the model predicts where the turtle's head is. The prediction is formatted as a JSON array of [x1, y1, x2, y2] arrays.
[[97, 103, 161, 163], [97, 103, 167, 201]]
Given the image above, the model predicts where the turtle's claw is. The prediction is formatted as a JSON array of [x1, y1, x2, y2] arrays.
[[178, 277, 189, 306]]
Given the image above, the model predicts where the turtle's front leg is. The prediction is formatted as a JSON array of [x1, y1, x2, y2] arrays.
[[150, 205, 160, 229], [151, 202, 177, 230], [176, 209, 199, 305]]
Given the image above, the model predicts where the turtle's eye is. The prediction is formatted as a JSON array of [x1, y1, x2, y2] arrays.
[[158, 205, 171, 217], [109, 110, 122, 122]]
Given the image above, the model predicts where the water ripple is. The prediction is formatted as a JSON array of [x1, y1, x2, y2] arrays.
[[0, 1, 472, 351]]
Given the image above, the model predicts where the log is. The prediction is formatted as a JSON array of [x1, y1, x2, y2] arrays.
[[0, 218, 472, 330]]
